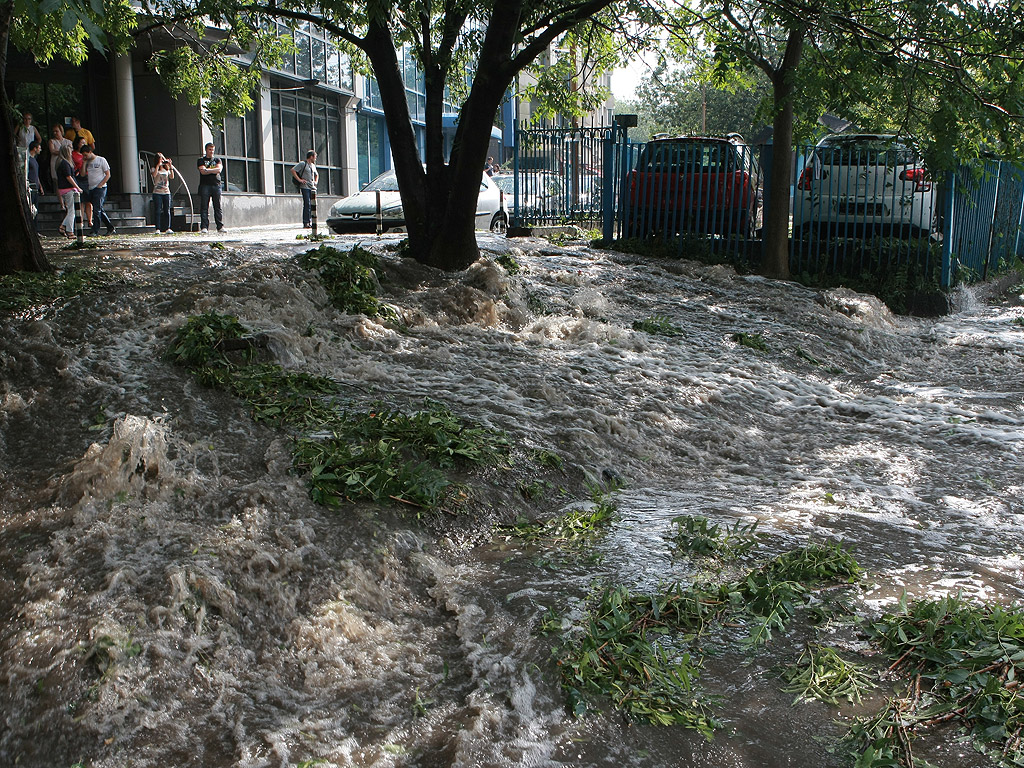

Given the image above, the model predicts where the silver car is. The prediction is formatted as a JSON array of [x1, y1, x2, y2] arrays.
[[327, 169, 508, 234], [794, 134, 936, 239]]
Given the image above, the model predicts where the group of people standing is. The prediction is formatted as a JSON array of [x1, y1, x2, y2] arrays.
[[18, 110, 325, 236], [17, 112, 115, 237]]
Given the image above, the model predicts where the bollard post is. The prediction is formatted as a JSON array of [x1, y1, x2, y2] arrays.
[[375, 190, 382, 236], [310, 190, 318, 236], [75, 191, 85, 245]]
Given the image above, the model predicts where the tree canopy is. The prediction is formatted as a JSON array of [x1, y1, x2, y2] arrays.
[[662, 0, 1024, 277], [624, 58, 770, 139]]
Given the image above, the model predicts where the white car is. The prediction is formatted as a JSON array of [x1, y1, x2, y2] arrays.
[[793, 134, 936, 239], [327, 169, 508, 234]]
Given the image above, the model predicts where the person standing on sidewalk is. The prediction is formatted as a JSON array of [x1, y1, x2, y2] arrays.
[[26, 140, 42, 231], [55, 144, 83, 238], [64, 116, 96, 149], [82, 145, 116, 236], [48, 124, 72, 194], [291, 150, 319, 228], [196, 142, 224, 233], [151, 154, 175, 233], [16, 112, 42, 150]]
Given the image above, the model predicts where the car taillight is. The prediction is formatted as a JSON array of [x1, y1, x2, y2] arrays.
[[797, 166, 827, 190], [899, 167, 931, 192]]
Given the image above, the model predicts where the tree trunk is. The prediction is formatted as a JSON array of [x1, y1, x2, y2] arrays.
[[0, 0, 50, 275], [760, 25, 805, 281], [362, 3, 526, 272]]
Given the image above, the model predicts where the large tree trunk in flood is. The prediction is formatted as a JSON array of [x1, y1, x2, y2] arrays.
[[360, 1, 549, 271], [760, 25, 805, 281], [0, 0, 50, 275]]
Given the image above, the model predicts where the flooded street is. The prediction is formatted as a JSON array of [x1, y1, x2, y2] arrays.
[[1, 229, 1022, 767]]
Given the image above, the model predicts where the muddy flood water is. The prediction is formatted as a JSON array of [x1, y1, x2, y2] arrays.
[[1, 230, 1022, 768]]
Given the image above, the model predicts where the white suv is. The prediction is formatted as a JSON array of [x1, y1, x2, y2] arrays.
[[793, 134, 936, 239]]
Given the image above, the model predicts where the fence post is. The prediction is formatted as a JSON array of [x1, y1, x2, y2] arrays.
[[1015, 164, 1024, 260], [760, 142, 773, 265], [375, 190, 382, 236], [984, 161, 1002, 280], [940, 170, 956, 289], [602, 128, 616, 241], [75, 191, 85, 245]]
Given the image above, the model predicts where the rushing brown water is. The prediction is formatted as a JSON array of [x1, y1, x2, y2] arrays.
[[1, 230, 1022, 767]]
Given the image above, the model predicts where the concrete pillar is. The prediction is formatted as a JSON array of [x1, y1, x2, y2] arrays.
[[342, 93, 361, 196], [114, 53, 141, 193], [259, 73, 276, 195]]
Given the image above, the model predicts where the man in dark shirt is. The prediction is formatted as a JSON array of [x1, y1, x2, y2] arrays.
[[196, 142, 224, 233]]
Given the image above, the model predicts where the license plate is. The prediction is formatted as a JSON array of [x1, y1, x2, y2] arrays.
[[835, 200, 885, 216]]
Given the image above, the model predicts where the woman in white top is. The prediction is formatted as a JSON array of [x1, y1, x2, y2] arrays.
[[151, 154, 176, 233], [48, 124, 72, 195], [16, 113, 41, 149]]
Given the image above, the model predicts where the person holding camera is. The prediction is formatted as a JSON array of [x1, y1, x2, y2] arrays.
[[151, 154, 175, 234]]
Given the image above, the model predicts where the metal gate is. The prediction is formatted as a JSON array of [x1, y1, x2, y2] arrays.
[[506, 126, 609, 227]]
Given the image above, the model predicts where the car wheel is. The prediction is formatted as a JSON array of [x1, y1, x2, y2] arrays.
[[490, 212, 508, 234]]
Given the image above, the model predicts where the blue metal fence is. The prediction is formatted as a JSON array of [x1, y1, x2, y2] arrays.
[[505, 126, 608, 226], [513, 125, 1024, 288], [941, 161, 1024, 285]]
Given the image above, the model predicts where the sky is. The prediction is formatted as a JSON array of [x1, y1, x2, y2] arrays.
[[610, 57, 658, 102]]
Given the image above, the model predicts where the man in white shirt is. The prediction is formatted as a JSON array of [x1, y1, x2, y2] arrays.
[[291, 150, 319, 228], [82, 145, 116, 236]]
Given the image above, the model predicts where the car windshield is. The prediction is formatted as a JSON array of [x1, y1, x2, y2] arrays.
[[639, 142, 740, 172], [492, 175, 561, 196], [817, 136, 918, 166], [492, 175, 514, 194], [363, 172, 400, 192]]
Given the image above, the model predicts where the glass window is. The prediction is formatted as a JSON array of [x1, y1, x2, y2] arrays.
[[297, 100, 313, 155], [282, 105, 298, 164], [312, 38, 327, 82], [245, 109, 260, 158], [225, 115, 244, 157], [296, 32, 312, 79], [218, 101, 262, 193], [270, 83, 348, 196]]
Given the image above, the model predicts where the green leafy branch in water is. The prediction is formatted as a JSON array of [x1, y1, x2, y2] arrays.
[[557, 585, 720, 734], [169, 314, 508, 512], [731, 331, 768, 352], [554, 542, 862, 731], [633, 315, 686, 337], [0, 268, 118, 315], [293, 401, 510, 510], [781, 644, 876, 706], [846, 595, 1024, 768], [670, 515, 759, 559], [495, 253, 521, 275], [166, 311, 254, 368], [297, 244, 395, 319], [501, 479, 619, 545]]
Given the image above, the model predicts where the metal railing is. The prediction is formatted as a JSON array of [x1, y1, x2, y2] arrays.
[[509, 126, 608, 226], [139, 151, 197, 232]]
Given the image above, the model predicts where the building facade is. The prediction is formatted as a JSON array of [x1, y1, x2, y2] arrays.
[[5, 23, 468, 227]]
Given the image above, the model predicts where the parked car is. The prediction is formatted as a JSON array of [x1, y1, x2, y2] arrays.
[[327, 169, 508, 234], [491, 171, 565, 221], [626, 134, 762, 238], [793, 133, 936, 239]]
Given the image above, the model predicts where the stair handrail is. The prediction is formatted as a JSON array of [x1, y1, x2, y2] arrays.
[[139, 150, 197, 233]]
